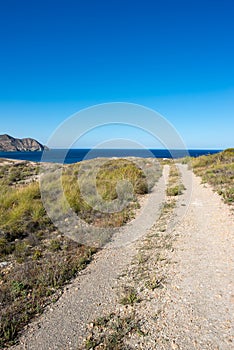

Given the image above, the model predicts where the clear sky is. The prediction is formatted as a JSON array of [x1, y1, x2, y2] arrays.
[[0, 0, 233, 149]]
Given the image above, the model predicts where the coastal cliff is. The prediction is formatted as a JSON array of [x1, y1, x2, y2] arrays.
[[0, 134, 48, 152]]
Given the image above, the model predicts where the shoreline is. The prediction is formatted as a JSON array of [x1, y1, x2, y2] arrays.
[[0, 149, 222, 164]]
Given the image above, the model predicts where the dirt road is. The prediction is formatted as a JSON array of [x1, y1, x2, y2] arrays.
[[12, 165, 234, 349]]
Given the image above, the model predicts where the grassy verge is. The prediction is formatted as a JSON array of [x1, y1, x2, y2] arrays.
[[181, 148, 234, 205], [0, 157, 161, 347]]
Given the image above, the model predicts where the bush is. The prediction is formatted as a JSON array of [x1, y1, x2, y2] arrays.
[[167, 184, 185, 196]]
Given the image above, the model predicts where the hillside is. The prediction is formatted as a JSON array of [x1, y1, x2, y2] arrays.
[[0, 134, 47, 152]]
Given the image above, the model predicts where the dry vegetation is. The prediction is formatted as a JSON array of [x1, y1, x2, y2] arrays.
[[166, 162, 186, 196], [182, 148, 234, 205], [0, 157, 161, 347], [62, 158, 161, 227]]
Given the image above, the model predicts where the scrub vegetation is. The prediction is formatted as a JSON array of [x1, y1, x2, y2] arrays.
[[182, 148, 234, 204], [0, 157, 161, 347]]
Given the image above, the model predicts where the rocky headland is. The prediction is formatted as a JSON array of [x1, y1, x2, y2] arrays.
[[0, 134, 47, 152]]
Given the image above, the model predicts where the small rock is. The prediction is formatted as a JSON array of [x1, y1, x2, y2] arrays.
[[0, 261, 9, 268]]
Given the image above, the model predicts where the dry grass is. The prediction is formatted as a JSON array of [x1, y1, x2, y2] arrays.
[[82, 312, 144, 349], [183, 149, 234, 204], [0, 242, 96, 347], [62, 158, 161, 227], [166, 163, 185, 196]]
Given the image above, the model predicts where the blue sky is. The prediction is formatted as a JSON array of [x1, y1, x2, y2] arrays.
[[0, 0, 233, 149]]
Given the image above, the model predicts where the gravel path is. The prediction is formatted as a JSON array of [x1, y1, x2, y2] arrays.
[[155, 165, 234, 349], [11, 167, 169, 350], [11, 164, 234, 349]]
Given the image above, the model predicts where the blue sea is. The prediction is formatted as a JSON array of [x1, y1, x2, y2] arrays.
[[0, 149, 222, 164]]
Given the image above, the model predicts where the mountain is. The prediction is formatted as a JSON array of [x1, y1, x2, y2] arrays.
[[0, 134, 48, 152]]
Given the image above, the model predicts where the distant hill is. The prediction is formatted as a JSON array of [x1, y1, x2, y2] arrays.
[[0, 134, 48, 152]]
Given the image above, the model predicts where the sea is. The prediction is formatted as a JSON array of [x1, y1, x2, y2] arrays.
[[0, 149, 222, 164]]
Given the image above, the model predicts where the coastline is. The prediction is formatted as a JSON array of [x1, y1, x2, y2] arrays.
[[0, 148, 222, 164]]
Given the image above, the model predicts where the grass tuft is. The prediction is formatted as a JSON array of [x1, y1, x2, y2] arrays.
[[119, 286, 140, 305]]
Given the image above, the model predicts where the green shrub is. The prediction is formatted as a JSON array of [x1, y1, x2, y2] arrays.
[[167, 184, 185, 196]]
